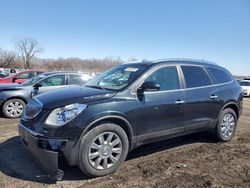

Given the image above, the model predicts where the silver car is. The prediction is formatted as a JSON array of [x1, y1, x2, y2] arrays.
[[0, 72, 92, 118]]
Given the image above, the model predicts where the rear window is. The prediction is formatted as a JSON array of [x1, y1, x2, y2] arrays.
[[205, 67, 232, 84], [181, 66, 212, 88]]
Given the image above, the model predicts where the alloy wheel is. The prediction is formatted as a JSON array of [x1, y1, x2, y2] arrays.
[[221, 113, 235, 138], [88, 132, 122, 170]]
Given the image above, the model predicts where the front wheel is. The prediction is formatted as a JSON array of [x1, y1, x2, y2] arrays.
[[2, 98, 26, 118], [77, 123, 129, 177], [214, 108, 237, 142]]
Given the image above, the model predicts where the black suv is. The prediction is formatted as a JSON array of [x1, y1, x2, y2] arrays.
[[18, 59, 243, 180]]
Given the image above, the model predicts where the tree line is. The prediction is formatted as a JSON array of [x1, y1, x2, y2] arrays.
[[0, 37, 125, 72]]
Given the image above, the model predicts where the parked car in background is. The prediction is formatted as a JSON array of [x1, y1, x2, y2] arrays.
[[0, 69, 46, 84], [0, 72, 92, 118], [18, 59, 243, 180], [239, 80, 250, 97]]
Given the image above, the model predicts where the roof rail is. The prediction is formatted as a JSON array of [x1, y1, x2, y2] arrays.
[[152, 58, 218, 65]]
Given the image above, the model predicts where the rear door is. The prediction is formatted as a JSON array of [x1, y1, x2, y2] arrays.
[[180, 65, 221, 131]]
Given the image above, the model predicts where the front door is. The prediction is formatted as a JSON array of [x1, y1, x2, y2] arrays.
[[135, 65, 186, 141]]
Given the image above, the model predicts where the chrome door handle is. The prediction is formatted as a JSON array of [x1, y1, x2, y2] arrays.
[[210, 95, 218, 99], [175, 100, 185, 104]]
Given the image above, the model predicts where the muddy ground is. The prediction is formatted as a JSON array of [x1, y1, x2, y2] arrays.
[[0, 99, 249, 188]]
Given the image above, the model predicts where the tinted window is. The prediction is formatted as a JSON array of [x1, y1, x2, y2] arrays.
[[205, 67, 232, 84], [145, 66, 180, 91], [181, 66, 212, 88], [68, 74, 88, 85], [39, 75, 65, 86]]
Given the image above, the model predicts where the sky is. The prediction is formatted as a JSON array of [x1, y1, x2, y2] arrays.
[[0, 0, 249, 75]]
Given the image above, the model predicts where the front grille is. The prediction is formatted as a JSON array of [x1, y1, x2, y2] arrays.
[[24, 99, 43, 119]]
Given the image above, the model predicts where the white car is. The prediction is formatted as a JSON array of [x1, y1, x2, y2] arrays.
[[239, 80, 250, 97]]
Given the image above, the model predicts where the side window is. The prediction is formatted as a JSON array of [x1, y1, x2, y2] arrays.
[[39, 75, 65, 86], [181, 66, 212, 88], [16, 73, 29, 79], [205, 67, 232, 84], [145, 66, 180, 91], [68, 75, 87, 85]]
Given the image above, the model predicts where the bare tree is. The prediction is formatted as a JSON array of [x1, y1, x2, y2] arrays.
[[0, 48, 17, 68], [15, 38, 43, 69]]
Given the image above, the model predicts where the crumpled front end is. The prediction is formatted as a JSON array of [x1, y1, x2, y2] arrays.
[[18, 124, 76, 180]]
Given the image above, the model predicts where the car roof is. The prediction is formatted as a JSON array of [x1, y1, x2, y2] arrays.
[[124, 58, 221, 68]]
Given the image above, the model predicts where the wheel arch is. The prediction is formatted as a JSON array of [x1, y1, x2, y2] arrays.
[[5, 96, 27, 104], [221, 102, 239, 119], [81, 115, 134, 151]]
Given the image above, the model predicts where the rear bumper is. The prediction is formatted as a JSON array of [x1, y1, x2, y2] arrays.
[[18, 124, 75, 180]]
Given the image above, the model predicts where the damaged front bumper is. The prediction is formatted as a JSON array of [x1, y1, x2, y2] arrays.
[[18, 123, 76, 180]]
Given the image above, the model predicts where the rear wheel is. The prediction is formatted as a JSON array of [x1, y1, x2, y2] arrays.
[[214, 108, 237, 141], [77, 123, 129, 177], [2, 99, 26, 118]]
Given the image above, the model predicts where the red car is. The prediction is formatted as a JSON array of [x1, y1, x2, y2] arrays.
[[0, 69, 47, 84]]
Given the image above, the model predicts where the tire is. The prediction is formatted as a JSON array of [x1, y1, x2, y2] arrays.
[[2, 98, 26, 118], [214, 108, 237, 142], [77, 123, 129, 177]]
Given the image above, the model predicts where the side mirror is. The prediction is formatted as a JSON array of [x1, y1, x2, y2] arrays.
[[31, 83, 42, 98], [33, 83, 42, 88], [138, 81, 160, 93]]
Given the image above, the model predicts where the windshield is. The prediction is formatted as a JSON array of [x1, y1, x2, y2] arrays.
[[85, 64, 147, 91], [21, 74, 46, 86]]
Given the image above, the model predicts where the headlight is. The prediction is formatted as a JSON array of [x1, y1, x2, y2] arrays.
[[45, 103, 87, 126]]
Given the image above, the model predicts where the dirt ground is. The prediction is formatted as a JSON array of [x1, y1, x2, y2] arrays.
[[0, 99, 249, 188]]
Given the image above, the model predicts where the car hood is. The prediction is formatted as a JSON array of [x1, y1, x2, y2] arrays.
[[0, 83, 23, 91], [35, 85, 116, 109]]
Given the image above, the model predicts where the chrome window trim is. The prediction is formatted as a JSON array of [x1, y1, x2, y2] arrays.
[[130, 63, 234, 95], [130, 80, 233, 95]]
